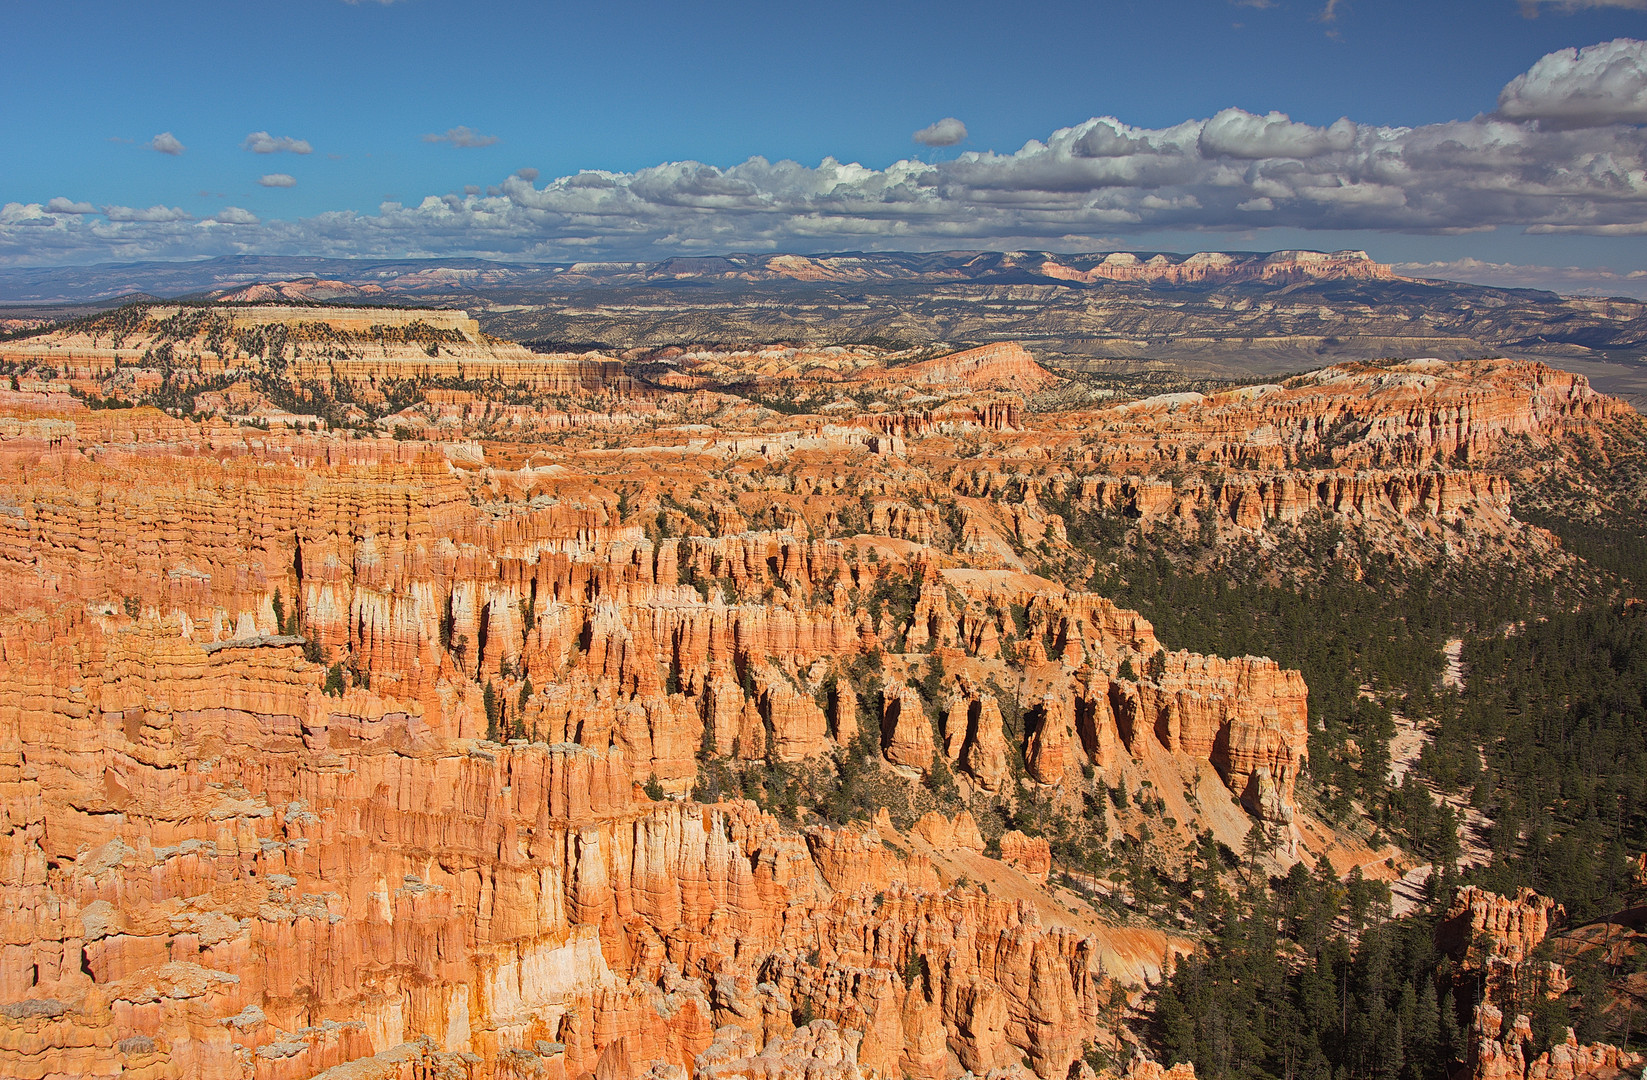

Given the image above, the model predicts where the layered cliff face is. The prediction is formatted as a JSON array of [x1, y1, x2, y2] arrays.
[[1041, 249, 1392, 287], [1, 607, 1127, 1080], [626, 341, 1055, 403], [894, 344, 1060, 394], [0, 304, 619, 403], [1040, 358, 1618, 475], [0, 312, 1630, 1080]]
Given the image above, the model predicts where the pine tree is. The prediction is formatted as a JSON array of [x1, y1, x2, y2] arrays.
[[483, 681, 500, 742]]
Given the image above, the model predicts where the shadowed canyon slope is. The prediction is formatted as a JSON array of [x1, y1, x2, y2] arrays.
[[0, 303, 1640, 1079]]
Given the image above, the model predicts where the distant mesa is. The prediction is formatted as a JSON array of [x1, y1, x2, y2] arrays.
[[0, 301, 1061, 407], [0, 302, 624, 399], [5, 251, 1642, 399], [211, 279, 389, 304], [897, 341, 1060, 393]]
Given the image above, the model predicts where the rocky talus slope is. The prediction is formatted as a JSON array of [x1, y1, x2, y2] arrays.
[[0, 308, 1636, 1080]]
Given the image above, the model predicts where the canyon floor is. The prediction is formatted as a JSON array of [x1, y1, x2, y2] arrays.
[[0, 300, 1643, 1080]]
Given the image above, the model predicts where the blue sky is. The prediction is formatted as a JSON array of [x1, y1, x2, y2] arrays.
[[5, 0, 1647, 294]]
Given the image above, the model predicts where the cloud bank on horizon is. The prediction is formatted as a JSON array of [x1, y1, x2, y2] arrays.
[[5, 38, 1647, 275], [1393, 255, 1647, 294]]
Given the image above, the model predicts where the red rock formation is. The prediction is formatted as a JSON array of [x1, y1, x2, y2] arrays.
[[0, 305, 621, 397], [1440, 886, 1564, 968], [695, 1021, 864, 1080], [999, 832, 1052, 883], [910, 811, 986, 854], [1072, 468, 1516, 535], [0, 596, 1124, 1079], [1050, 358, 1620, 475], [1469, 999, 1644, 1080], [896, 343, 1060, 394], [960, 695, 1012, 794], [1026, 692, 1078, 783], [3, 307, 1628, 1080], [881, 684, 935, 774], [1439, 888, 1644, 1080], [757, 678, 829, 762], [1121, 1059, 1199, 1080]]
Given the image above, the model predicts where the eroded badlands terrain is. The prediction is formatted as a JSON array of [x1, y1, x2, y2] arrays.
[[0, 304, 1640, 1080]]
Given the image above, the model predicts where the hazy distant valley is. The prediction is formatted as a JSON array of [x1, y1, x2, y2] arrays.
[[5, 249, 1646, 409]]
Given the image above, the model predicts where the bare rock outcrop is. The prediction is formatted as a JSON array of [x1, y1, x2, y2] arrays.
[[881, 684, 935, 774], [999, 832, 1052, 882], [1440, 886, 1564, 968], [695, 1021, 864, 1080]]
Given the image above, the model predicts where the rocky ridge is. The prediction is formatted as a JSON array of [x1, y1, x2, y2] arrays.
[[552, 249, 1394, 289], [1, 305, 619, 406], [1, 249, 1397, 304]]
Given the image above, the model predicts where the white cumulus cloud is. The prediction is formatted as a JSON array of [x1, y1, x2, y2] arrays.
[[1498, 37, 1647, 127], [259, 174, 298, 188], [150, 132, 185, 155], [1199, 109, 1357, 159], [914, 118, 968, 147], [45, 198, 97, 215], [243, 131, 313, 154], [214, 207, 260, 225], [7, 40, 1647, 265]]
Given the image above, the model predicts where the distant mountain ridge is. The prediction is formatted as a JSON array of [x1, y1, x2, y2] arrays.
[[0, 248, 1396, 304], [3, 252, 1644, 409], [555, 248, 1396, 288]]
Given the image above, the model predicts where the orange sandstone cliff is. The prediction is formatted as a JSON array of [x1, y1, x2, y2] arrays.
[[0, 309, 1629, 1080]]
